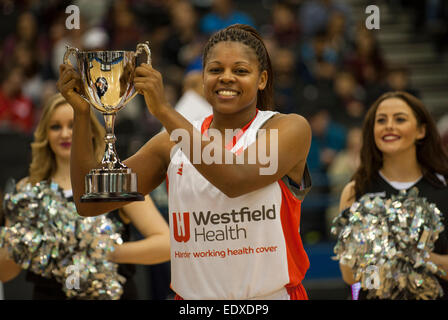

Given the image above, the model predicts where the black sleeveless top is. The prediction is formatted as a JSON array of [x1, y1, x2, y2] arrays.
[[355, 173, 448, 300], [25, 194, 138, 300]]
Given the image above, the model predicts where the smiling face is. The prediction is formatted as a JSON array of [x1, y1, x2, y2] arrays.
[[203, 41, 267, 115], [47, 103, 74, 163], [373, 98, 425, 157]]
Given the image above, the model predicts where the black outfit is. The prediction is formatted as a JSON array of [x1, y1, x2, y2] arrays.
[[25, 193, 137, 300], [355, 173, 448, 300]]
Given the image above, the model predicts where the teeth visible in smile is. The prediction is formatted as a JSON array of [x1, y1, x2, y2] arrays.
[[383, 136, 399, 141], [218, 90, 237, 96]]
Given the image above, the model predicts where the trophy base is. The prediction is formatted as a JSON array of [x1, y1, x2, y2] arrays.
[[81, 168, 144, 202], [81, 192, 144, 202]]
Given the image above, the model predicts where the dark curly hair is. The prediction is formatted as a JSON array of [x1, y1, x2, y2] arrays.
[[202, 24, 274, 110]]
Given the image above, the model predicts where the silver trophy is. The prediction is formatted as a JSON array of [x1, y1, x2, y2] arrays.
[[63, 42, 150, 202]]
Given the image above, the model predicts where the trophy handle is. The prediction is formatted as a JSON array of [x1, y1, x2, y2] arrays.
[[63, 45, 79, 65], [136, 41, 151, 65], [123, 42, 151, 105], [63, 45, 91, 103]]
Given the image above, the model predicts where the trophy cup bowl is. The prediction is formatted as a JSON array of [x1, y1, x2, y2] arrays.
[[64, 42, 150, 202]]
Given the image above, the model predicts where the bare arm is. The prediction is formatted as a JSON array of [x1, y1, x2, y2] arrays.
[[108, 195, 170, 265], [0, 218, 21, 282], [339, 263, 357, 285], [0, 248, 21, 283], [135, 64, 311, 197], [338, 181, 358, 285]]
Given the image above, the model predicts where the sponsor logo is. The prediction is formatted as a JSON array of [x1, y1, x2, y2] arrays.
[[171, 205, 276, 243], [172, 212, 190, 242]]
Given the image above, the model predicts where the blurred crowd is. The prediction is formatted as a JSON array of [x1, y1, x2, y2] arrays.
[[0, 0, 447, 247]]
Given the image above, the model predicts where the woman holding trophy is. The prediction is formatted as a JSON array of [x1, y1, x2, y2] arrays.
[[58, 24, 313, 300], [0, 93, 170, 299]]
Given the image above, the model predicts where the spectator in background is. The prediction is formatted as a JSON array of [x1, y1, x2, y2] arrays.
[[1, 11, 48, 69], [10, 42, 42, 103], [326, 126, 362, 236], [326, 11, 353, 61], [365, 65, 421, 109], [331, 71, 366, 127], [106, 0, 142, 51], [272, 46, 302, 114], [296, 31, 340, 115], [306, 108, 346, 184], [301, 107, 346, 243], [163, 0, 205, 71], [270, 1, 301, 48], [0, 65, 34, 134], [38, 12, 66, 81], [384, 66, 420, 98], [298, 30, 339, 85], [132, 0, 171, 39], [199, 0, 255, 35], [173, 70, 212, 124], [298, 0, 352, 39], [344, 26, 387, 88]]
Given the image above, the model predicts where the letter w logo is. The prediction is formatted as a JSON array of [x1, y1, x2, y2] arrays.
[[172, 212, 190, 242]]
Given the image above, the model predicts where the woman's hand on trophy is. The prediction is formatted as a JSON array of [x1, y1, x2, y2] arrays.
[[57, 64, 90, 114], [134, 63, 171, 117]]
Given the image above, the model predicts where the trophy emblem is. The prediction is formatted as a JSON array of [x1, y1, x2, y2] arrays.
[[63, 42, 150, 202]]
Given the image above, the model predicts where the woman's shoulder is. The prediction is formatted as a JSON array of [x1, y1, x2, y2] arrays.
[[340, 180, 356, 211], [341, 180, 356, 195], [269, 112, 308, 123], [265, 112, 311, 133]]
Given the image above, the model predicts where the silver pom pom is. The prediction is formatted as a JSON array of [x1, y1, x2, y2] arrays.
[[0, 181, 126, 300], [332, 187, 445, 299]]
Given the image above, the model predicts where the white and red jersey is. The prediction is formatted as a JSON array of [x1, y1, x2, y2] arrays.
[[167, 110, 310, 300]]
